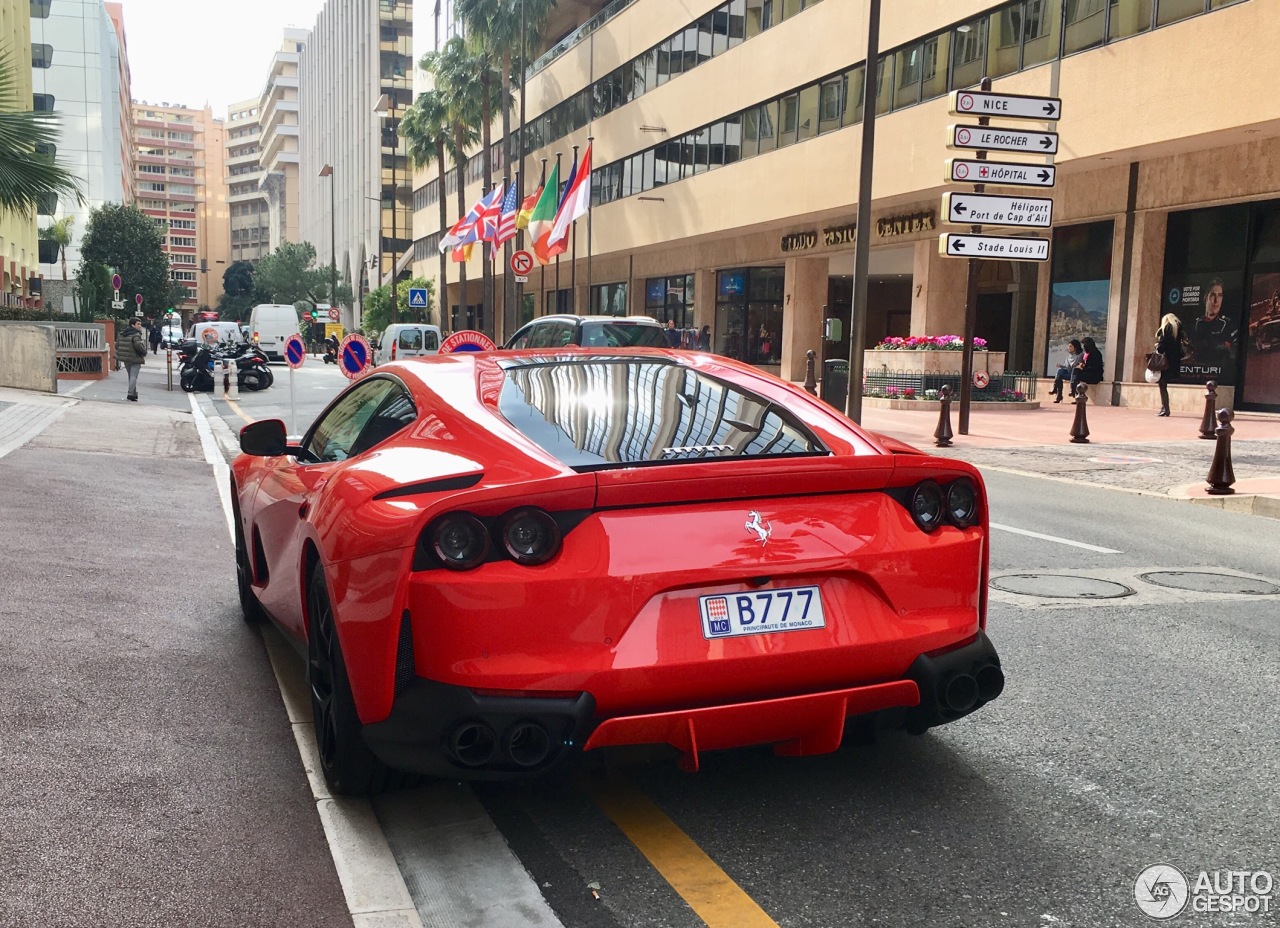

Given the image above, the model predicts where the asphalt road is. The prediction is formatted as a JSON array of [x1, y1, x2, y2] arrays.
[[159, 362, 1280, 926]]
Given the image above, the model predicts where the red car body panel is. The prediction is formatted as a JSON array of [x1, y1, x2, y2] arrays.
[[232, 348, 1000, 776]]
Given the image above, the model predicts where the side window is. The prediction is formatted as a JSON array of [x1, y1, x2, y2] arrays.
[[582, 324, 610, 347], [528, 323, 557, 349], [423, 330, 440, 351], [508, 326, 534, 349], [348, 384, 418, 456], [555, 323, 575, 347], [304, 379, 400, 463]]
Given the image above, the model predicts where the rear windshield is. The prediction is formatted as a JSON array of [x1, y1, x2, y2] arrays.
[[580, 322, 669, 349], [498, 358, 826, 471]]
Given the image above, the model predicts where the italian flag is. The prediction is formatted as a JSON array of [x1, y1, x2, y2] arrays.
[[528, 162, 561, 265]]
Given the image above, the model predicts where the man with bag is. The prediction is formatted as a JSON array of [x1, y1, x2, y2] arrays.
[[114, 316, 148, 402]]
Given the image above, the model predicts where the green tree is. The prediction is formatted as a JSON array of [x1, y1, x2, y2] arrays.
[[363, 277, 434, 337], [422, 39, 486, 331], [76, 203, 170, 319], [254, 241, 352, 309], [400, 90, 453, 328], [38, 216, 74, 280], [215, 260, 266, 322], [0, 53, 82, 216], [223, 260, 256, 298]]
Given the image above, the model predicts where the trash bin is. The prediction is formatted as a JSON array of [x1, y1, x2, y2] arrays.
[[820, 359, 849, 408]]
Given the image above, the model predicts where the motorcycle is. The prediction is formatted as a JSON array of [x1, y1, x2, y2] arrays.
[[179, 342, 274, 393], [227, 343, 274, 392], [323, 335, 339, 364], [179, 344, 216, 393]]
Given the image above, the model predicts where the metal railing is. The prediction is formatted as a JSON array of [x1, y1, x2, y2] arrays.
[[527, 0, 638, 78], [862, 368, 1038, 401], [50, 324, 106, 353]]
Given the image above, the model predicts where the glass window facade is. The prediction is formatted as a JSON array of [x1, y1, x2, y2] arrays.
[[645, 275, 695, 331], [715, 268, 784, 365]]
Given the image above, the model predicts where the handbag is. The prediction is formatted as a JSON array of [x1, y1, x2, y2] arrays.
[[1144, 367, 1162, 384], [1146, 350, 1168, 373]]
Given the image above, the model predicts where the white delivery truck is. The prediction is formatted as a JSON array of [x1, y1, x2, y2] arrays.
[[249, 304, 302, 362]]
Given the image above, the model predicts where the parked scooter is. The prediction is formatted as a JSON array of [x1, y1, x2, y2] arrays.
[[323, 334, 339, 364], [179, 341, 274, 393]]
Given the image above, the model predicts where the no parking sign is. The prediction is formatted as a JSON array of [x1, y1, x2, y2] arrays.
[[973, 370, 991, 389], [440, 330, 496, 353], [339, 334, 372, 379], [285, 334, 306, 369]]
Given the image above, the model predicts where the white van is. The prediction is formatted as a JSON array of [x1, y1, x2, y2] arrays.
[[249, 304, 302, 362], [374, 324, 442, 366], [187, 321, 247, 346]]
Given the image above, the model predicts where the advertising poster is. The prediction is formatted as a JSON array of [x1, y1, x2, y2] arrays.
[[1241, 271, 1280, 409], [1045, 280, 1109, 377], [1161, 272, 1242, 385]]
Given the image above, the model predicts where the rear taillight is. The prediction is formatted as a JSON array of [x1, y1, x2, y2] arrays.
[[499, 507, 562, 565], [903, 478, 981, 532], [391, 342, 397, 360], [909, 481, 946, 532], [946, 478, 980, 527], [428, 513, 489, 570], [415, 506, 582, 571]]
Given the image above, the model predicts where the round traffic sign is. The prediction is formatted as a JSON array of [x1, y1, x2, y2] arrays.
[[958, 93, 974, 111], [956, 127, 971, 145], [973, 370, 991, 389], [440, 330, 496, 353], [328, 308, 340, 321], [510, 250, 534, 275], [111, 274, 121, 291], [135, 293, 144, 305], [285, 334, 306, 369], [339, 333, 372, 379]]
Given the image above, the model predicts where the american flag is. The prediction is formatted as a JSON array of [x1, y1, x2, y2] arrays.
[[494, 182, 520, 246], [476, 183, 505, 243]]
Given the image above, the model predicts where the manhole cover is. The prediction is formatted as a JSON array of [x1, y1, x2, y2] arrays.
[[1138, 571, 1280, 595], [990, 574, 1136, 599]]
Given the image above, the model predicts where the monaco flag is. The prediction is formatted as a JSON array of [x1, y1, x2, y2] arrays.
[[541, 144, 592, 261]]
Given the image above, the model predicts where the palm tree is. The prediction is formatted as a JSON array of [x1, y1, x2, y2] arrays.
[[458, 0, 552, 330], [39, 216, 74, 280], [399, 91, 453, 328], [422, 39, 485, 329], [0, 54, 81, 215]]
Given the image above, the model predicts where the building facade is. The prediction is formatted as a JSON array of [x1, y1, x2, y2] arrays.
[[299, 0, 413, 328], [413, 0, 1280, 413], [226, 98, 268, 262], [32, 0, 134, 302], [131, 102, 230, 310], [2, 0, 37, 307], [259, 28, 307, 254]]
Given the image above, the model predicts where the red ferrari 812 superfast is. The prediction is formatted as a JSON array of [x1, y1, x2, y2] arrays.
[[232, 349, 1003, 795]]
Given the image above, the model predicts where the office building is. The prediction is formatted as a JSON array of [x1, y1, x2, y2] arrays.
[[299, 0, 412, 327], [2, 0, 37, 307], [131, 102, 230, 310], [226, 98, 268, 262], [259, 27, 306, 254], [413, 0, 1280, 413]]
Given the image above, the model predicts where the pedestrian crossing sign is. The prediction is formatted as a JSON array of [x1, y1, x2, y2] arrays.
[[408, 288, 428, 308]]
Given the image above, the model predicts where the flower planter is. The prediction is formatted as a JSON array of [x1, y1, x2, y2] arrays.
[[863, 349, 1006, 376]]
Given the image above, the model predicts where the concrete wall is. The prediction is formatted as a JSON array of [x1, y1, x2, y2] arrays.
[[0, 324, 58, 393]]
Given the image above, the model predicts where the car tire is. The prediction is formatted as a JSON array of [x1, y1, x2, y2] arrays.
[[307, 564, 397, 796], [233, 498, 267, 625]]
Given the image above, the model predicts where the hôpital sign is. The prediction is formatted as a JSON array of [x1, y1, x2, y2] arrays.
[[947, 158, 1056, 188]]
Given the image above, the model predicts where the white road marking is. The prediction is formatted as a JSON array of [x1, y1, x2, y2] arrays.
[[187, 393, 424, 928], [989, 522, 1122, 554]]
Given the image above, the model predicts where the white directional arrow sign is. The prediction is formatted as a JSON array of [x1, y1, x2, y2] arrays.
[[949, 90, 1062, 121], [942, 192, 1054, 228], [948, 124, 1059, 155], [939, 233, 1050, 262], [947, 158, 1056, 188]]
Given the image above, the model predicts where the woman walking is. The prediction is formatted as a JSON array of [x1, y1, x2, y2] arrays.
[[1154, 313, 1184, 417]]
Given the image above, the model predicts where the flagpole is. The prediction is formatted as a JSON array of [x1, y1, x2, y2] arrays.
[[587, 135, 594, 303], [512, 0, 528, 337], [570, 144, 578, 311], [554, 151, 562, 310]]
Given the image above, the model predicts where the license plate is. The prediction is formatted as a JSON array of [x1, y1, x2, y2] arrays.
[[699, 586, 826, 639]]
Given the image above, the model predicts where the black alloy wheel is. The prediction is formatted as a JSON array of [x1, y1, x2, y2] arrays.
[[233, 499, 266, 625], [306, 564, 395, 796]]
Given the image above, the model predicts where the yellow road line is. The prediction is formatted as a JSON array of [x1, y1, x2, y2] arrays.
[[225, 397, 253, 424], [586, 774, 779, 928]]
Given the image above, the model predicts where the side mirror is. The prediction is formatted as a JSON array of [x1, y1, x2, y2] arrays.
[[240, 419, 288, 456]]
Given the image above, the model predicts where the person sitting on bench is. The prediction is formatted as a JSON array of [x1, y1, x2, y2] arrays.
[[1069, 336, 1104, 397], [1050, 339, 1082, 403]]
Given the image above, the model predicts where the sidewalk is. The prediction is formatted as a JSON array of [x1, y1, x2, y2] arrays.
[[855, 399, 1280, 518]]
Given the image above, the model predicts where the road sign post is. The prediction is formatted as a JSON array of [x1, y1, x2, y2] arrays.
[[949, 90, 1062, 121], [948, 124, 1058, 155], [939, 233, 1050, 261], [285, 334, 306, 434], [510, 250, 534, 277], [338, 333, 371, 379], [942, 192, 1054, 228], [134, 293, 143, 316], [407, 287, 429, 315], [946, 158, 1055, 188]]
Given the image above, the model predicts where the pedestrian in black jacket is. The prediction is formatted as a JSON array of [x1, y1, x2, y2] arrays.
[[1069, 336, 1104, 397], [114, 317, 148, 401], [1154, 313, 1185, 417]]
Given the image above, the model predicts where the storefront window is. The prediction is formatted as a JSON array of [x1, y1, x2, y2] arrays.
[[544, 289, 574, 313], [1046, 220, 1114, 378], [716, 267, 784, 365], [591, 282, 628, 315], [645, 275, 695, 331]]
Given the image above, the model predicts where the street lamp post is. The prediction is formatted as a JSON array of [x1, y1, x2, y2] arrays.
[[374, 93, 400, 325], [319, 164, 337, 318]]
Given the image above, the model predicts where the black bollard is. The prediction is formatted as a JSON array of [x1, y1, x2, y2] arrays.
[[804, 349, 817, 396], [1205, 408, 1236, 495], [1069, 382, 1090, 443], [1198, 380, 1217, 440], [934, 384, 954, 447]]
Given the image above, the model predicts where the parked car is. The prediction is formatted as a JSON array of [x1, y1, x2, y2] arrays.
[[249, 304, 302, 362], [373, 323, 442, 366], [160, 325, 184, 348], [232, 349, 1000, 794], [503, 314, 669, 349]]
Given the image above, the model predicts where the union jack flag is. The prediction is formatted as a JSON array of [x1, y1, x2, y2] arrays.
[[476, 182, 505, 243], [494, 182, 520, 246]]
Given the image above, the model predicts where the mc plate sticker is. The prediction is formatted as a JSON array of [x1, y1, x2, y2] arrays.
[[700, 585, 827, 639]]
